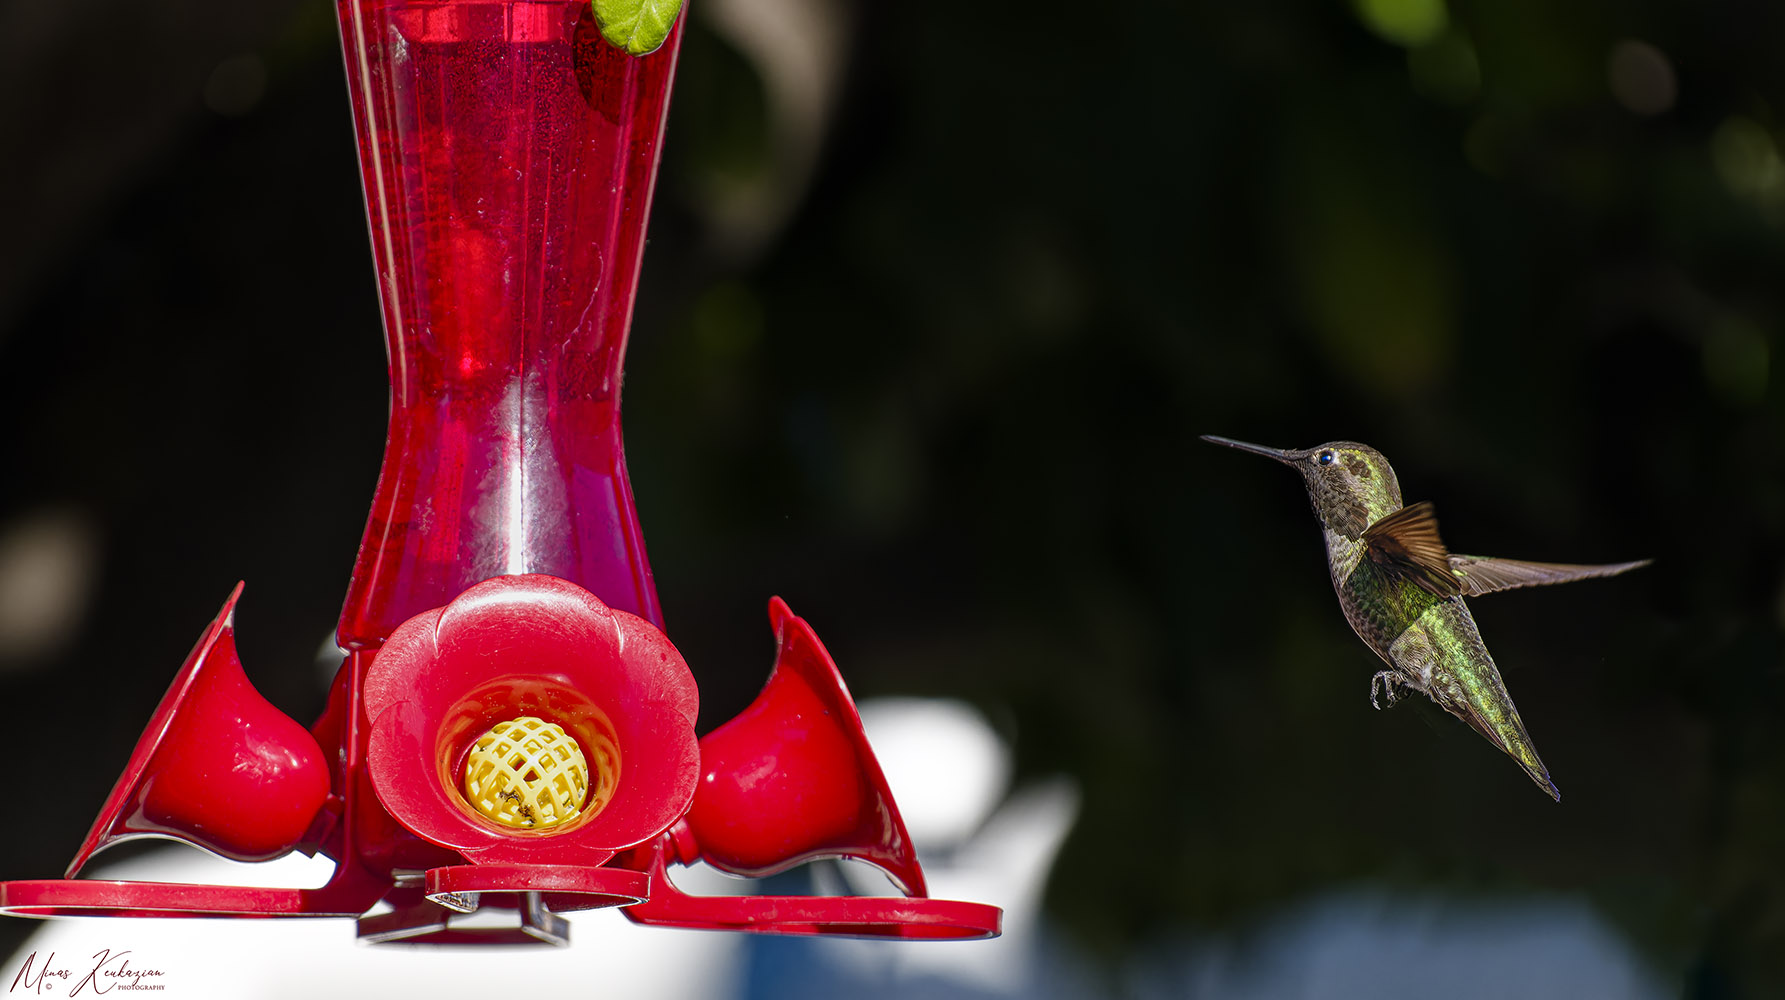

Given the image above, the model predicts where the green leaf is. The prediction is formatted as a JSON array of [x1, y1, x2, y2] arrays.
[[592, 0, 684, 57]]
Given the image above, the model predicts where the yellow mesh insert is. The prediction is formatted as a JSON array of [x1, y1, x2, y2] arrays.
[[462, 717, 604, 830]]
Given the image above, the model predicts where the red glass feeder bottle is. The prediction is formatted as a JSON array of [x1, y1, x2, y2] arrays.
[[0, 0, 1000, 945]]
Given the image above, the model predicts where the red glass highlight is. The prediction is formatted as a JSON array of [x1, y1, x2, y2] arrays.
[[334, 0, 682, 648]]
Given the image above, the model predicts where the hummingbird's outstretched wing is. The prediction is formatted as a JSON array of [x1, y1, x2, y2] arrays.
[[1363, 501, 1652, 599], [1361, 501, 1463, 598], [1447, 555, 1652, 597]]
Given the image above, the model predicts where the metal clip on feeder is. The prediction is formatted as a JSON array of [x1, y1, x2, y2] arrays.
[[0, 0, 1000, 945]]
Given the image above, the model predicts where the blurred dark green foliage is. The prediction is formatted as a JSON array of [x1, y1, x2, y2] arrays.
[[2, 0, 1784, 992]]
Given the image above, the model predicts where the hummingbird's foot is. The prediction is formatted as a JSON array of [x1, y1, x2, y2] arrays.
[[1370, 671, 1407, 709]]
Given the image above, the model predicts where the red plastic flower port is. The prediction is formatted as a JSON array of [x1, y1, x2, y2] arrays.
[[364, 574, 700, 868], [69, 583, 331, 873]]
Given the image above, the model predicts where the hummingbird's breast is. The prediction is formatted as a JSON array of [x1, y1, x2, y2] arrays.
[[1324, 526, 1444, 660]]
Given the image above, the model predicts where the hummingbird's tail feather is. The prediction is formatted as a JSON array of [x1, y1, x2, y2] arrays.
[[1392, 610, 1562, 802], [1456, 702, 1561, 802], [1537, 773, 1561, 802], [1514, 751, 1561, 802]]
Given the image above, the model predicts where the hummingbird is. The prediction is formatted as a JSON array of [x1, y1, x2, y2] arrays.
[[1201, 436, 1649, 801]]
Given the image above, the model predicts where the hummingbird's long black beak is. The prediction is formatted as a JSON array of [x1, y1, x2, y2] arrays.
[[1200, 435, 1294, 463]]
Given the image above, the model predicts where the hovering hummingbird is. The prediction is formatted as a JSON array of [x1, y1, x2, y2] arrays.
[[1201, 436, 1649, 801]]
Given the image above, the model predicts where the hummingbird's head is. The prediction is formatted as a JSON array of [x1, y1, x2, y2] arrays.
[[1201, 436, 1403, 538]]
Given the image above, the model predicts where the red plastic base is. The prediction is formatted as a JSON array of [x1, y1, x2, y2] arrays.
[[424, 864, 649, 913], [0, 878, 374, 920], [619, 839, 1001, 940]]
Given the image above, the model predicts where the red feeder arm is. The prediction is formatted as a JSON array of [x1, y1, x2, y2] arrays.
[[0, 0, 1000, 945]]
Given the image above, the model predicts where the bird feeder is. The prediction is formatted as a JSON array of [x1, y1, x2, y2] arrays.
[[0, 0, 1001, 945]]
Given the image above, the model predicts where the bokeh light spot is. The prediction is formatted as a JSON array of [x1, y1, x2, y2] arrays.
[[1607, 40, 1677, 116], [1712, 116, 1785, 209], [1289, 199, 1456, 393], [1353, 0, 1448, 48], [203, 53, 268, 117], [0, 508, 101, 668]]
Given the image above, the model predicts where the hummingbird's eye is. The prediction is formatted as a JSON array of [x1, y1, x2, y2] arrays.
[[1317, 451, 1336, 465]]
